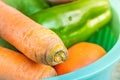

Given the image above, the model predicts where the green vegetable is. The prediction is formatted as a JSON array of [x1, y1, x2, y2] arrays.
[[3, 0, 49, 16], [47, 0, 75, 5], [31, 0, 112, 48]]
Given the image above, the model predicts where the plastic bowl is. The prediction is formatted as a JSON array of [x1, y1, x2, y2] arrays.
[[45, 0, 120, 80]]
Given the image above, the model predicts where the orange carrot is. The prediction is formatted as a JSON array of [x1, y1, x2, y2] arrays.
[[0, 46, 56, 80], [54, 42, 106, 75], [0, 1, 68, 66]]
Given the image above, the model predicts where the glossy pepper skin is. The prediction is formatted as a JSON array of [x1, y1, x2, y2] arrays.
[[31, 0, 112, 48], [3, 0, 50, 16]]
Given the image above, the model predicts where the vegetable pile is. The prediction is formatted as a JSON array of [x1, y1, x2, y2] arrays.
[[0, 0, 111, 79]]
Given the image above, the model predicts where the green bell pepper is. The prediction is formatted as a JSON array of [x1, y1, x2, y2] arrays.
[[47, 0, 74, 5], [3, 0, 50, 16], [31, 0, 112, 48]]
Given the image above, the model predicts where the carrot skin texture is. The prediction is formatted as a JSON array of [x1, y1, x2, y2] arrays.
[[0, 46, 57, 80], [0, 1, 68, 66], [55, 42, 106, 75]]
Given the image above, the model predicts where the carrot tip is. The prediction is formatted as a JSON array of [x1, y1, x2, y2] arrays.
[[54, 51, 66, 63], [46, 44, 68, 66]]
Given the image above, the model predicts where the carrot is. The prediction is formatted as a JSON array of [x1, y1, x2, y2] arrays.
[[0, 46, 57, 80], [54, 42, 106, 75], [0, 1, 68, 66]]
